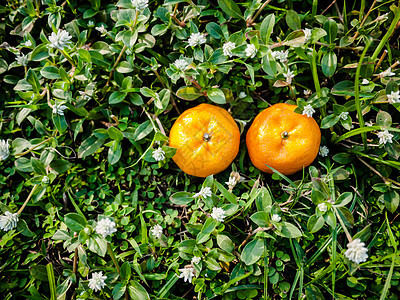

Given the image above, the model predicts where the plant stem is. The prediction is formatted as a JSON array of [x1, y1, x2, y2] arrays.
[[106, 45, 127, 87], [60, 49, 75, 69], [371, 5, 400, 61], [107, 243, 120, 274], [247, 0, 273, 27], [354, 37, 372, 151], [17, 185, 38, 215], [15, 137, 53, 157], [333, 207, 352, 242]]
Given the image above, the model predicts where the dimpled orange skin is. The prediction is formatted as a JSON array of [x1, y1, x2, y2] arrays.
[[246, 103, 321, 175], [169, 104, 240, 177]]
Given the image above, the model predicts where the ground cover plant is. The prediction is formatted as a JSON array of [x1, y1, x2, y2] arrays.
[[1, 0, 400, 299]]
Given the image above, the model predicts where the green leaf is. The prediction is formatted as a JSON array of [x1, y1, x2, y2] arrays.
[[321, 51, 337, 77], [30, 265, 49, 282], [219, 0, 243, 20], [260, 14, 275, 44], [176, 86, 203, 100], [307, 215, 325, 233], [64, 213, 87, 232], [78, 135, 106, 158], [15, 157, 34, 173], [286, 10, 301, 30], [78, 49, 91, 63], [30, 158, 46, 175], [217, 234, 234, 252], [200, 218, 217, 234], [108, 126, 124, 141], [376, 110, 392, 127], [121, 262, 132, 281], [323, 19, 338, 44], [170, 192, 194, 205], [241, 238, 264, 265], [40, 66, 60, 79], [53, 114, 68, 134], [385, 141, 400, 160], [87, 235, 107, 257], [207, 88, 226, 104], [26, 69, 41, 94], [320, 114, 340, 129], [384, 190, 399, 213], [128, 280, 150, 300], [108, 141, 122, 165], [206, 22, 223, 39], [109, 91, 127, 104], [250, 211, 270, 227], [277, 222, 303, 238]]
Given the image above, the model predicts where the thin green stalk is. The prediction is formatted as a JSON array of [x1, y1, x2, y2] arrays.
[[15, 137, 53, 157], [371, 2, 400, 61], [264, 239, 269, 300], [354, 37, 372, 151], [60, 49, 75, 69], [17, 185, 38, 215], [310, 48, 322, 98], [311, 0, 317, 18], [333, 207, 352, 242], [107, 243, 121, 274], [331, 228, 337, 300]]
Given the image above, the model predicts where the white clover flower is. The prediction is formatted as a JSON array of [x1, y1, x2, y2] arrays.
[[245, 44, 257, 58], [319, 145, 329, 157], [222, 41, 236, 57], [191, 256, 201, 265], [88, 271, 107, 292], [173, 58, 189, 71], [0, 140, 10, 161], [271, 214, 281, 223], [42, 176, 50, 184], [317, 203, 328, 212], [303, 28, 312, 43], [94, 218, 117, 238], [151, 224, 163, 239], [387, 90, 400, 104], [339, 111, 349, 120], [23, 40, 32, 47], [272, 50, 289, 63], [95, 25, 107, 35], [303, 89, 312, 97], [377, 129, 394, 145], [238, 92, 247, 99], [152, 147, 165, 161], [302, 104, 315, 117], [0, 211, 19, 232], [178, 267, 195, 283], [225, 176, 236, 188], [283, 69, 295, 84], [52, 101, 68, 116], [78, 91, 91, 101], [379, 67, 395, 78], [211, 207, 226, 223], [88, 20, 95, 27], [48, 29, 72, 51], [15, 53, 28, 66], [131, 0, 149, 11], [344, 238, 368, 264], [193, 186, 212, 199], [188, 32, 206, 47], [361, 79, 369, 85]]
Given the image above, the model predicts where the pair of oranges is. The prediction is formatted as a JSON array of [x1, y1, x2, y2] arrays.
[[169, 103, 321, 177]]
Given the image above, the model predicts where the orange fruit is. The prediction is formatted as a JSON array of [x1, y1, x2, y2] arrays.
[[169, 104, 240, 177], [246, 103, 321, 175]]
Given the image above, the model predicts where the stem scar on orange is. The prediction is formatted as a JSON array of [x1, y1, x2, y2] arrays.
[[169, 103, 240, 177], [246, 103, 321, 175]]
